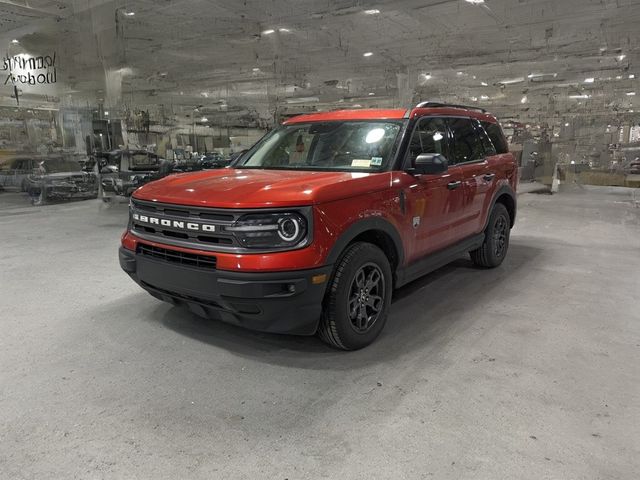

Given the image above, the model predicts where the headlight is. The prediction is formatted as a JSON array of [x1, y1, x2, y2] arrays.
[[226, 212, 308, 249]]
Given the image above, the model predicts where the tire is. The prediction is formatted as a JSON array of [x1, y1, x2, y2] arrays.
[[318, 242, 392, 350], [470, 203, 511, 268]]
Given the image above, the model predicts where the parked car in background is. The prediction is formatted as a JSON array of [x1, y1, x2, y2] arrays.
[[198, 152, 230, 169], [96, 149, 173, 201], [628, 159, 640, 175], [0, 156, 38, 191], [24, 156, 98, 205]]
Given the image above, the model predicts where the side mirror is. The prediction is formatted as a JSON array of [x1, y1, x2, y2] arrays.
[[413, 153, 448, 175]]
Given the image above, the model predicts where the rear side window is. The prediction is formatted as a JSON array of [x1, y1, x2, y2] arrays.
[[481, 121, 509, 154], [447, 118, 484, 164], [474, 120, 496, 156]]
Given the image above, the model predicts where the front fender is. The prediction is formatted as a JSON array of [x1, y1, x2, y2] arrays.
[[324, 215, 405, 267]]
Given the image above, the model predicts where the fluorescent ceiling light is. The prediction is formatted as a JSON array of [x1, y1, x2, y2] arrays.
[[364, 9, 380, 14], [262, 29, 275, 35], [584, 77, 595, 84], [480, 95, 489, 100], [278, 28, 290, 33], [481, 81, 488, 86], [11, 39, 19, 44], [629, 74, 636, 79], [521, 96, 528, 104], [104, 111, 109, 116], [471, 97, 478, 102], [565, 123, 570, 126], [618, 54, 626, 61], [422, 74, 432, 80], [498, 77, 525, 85], [627, 92, 637, 96], [201, 117, 208, 122], [252, 67, 260, 72], [456, 71, 463, 76], [465, 0, 485, 4], [124, 11, 135, 16], [285, 97, 320, 104], [569, 94, 591, 99], [368, 92, 375, 96], [363, 52, 373, 57]]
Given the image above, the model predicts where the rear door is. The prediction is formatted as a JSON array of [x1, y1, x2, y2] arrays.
[[400, 116, 466, 262], [446, 117, 497, 239]]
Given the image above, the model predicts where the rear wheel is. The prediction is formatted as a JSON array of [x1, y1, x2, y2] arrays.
[[318, 242, 392, 350], [470, 203, 511, 268]]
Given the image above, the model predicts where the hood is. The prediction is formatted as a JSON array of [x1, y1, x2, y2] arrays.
[[133, 168, 392, 208]]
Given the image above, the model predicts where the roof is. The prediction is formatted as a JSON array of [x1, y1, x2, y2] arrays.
[[284, 107, 498, 125], [284, 109, 407, 124]]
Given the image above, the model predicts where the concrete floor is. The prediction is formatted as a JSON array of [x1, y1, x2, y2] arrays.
[[1, 187, 639, 480]]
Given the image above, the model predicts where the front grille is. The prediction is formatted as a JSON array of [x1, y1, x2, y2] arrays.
[[137, 243, 217, 269], [130, 198, 240, 251]]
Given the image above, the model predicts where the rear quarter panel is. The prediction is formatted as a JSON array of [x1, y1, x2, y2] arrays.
[[481, 153, 517, 230]]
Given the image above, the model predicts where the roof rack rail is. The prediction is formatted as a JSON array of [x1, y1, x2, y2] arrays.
[[414, 101, 488, 114]]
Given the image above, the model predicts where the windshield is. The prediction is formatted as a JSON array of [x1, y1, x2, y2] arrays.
[[130, 153, 158, 166], [41, 160, 82, 173], [237, 121, 402, 171]]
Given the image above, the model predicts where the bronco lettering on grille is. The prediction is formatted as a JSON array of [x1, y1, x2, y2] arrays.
[[132, 213, 216, 232]]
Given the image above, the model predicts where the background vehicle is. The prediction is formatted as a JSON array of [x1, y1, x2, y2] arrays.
[[198, 152, 230, 169], [24, 156, 98, 205], [0, 157, 38, 191], [97, 149, 172, 201], [120, 103, 518, 350], [628, 160, 640, 175]]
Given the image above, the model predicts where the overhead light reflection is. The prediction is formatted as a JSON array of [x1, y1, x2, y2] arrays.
[[365, 128, 385, 144]]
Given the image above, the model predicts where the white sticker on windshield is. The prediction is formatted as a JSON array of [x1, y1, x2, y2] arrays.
[[352, 159, 371, 167], [371, 156, 383, 166]]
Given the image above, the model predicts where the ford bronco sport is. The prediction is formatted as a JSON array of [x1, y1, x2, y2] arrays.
[[119, 102, 517, 350]]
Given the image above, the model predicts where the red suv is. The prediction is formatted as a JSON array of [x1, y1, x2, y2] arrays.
[[119, 102, 517, 350]]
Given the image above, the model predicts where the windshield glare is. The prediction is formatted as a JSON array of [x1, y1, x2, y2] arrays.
[[238, 121, 402, 171]]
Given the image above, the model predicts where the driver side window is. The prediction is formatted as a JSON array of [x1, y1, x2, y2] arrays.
[[407, 117, 449, 165]]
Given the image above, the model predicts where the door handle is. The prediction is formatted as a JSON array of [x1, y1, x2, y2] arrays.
[[483, 173, 496, 182], [447, 181, 462, 190]]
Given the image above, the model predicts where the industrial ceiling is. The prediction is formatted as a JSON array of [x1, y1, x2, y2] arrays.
[[1, 0, 639, 128]]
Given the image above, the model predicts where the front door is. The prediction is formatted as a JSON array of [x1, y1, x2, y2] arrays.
[[398, 116, 466, 263]]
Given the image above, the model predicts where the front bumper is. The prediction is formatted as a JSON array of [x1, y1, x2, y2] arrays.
[[119, 246, 332, 335]]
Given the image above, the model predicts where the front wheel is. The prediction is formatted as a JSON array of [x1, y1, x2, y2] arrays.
[[470, 203, 511, 268], [318, 242, 392, 350]]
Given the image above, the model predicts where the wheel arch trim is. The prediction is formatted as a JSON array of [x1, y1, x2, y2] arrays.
[[485, 185, 517, 229], [325, 216, 405, 269]]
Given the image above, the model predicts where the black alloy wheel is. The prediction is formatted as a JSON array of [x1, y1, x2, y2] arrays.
[[348, 262, 386, 334], [493, 214, 508, 258]]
